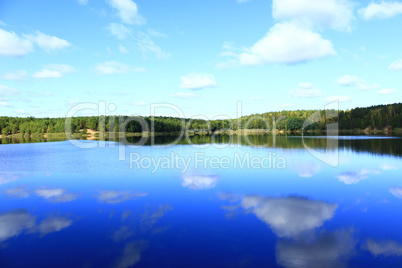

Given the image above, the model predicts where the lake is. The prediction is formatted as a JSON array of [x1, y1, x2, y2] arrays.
[[1, 135, 402, 267]]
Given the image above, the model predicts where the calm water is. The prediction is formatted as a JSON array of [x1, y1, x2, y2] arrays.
[[1, 135, 402, 267]]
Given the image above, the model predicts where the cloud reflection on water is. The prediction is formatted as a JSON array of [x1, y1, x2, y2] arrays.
[[0, 210, 72, 242], [276, 229, 355, 268], [181, 175, 220, 190], [241, 195, 337, 238], [96, 190, 148, 204]]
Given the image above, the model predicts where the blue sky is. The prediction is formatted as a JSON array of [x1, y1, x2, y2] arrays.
[[0, 0, 401, 119]]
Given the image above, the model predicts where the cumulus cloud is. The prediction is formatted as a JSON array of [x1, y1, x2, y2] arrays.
[[107, 23, 132, 40], [359, 1, 402, 20], [323, 96, 352, 102], [95, 61, 145, 74], [34, 188, 78, 202], [180, 73, 217, 90], [290, 83, 322, 98], [277, 229, 355, 268], [2, 70, 28, 81], [272, 0, 354, 31], [107, 0, 145, 25], [0, 101, 12, 107], [147, 28, 167, 38], [28, 31, 71, 52], [241, 196, 337, 238], [96, 190, 148, 204], [335, 169, 380, 184], [137, 32, 170, 60], [32, 64, 75, 79], [0, 211, 36, 242], [181, 175, 220, 190], [378, 88, 398, 95], [0, 28, 33, 57], [365, 239, 402, 256], [14, 109, 28, 115], [337, 75, 379, 90], [0, 29, 70, 57], [388, 59, 402, 70], [223, 22, 335, 66]]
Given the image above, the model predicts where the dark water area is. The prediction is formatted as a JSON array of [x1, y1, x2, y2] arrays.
[[1, 135, 402, 267]]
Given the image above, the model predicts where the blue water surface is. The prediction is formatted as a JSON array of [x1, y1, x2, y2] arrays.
[[0, 136, 402, 267]]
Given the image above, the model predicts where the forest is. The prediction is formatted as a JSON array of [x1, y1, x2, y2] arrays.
[[1, 103, 401, 136]]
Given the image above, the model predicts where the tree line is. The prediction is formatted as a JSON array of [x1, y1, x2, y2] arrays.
[[1, 103, 401, 136]]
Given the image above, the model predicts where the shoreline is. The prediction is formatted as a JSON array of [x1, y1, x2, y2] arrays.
[[1, 128, 402, 140]]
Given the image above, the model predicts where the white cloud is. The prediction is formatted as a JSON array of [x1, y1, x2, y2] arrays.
[[336, 169, 380, 184], [107, 23, 132, 40], [0, 28, 33, 57], [147, 28, 167, 38], [32, 69, 63, 79], [34, 188, 78, 202], [323, 96, 352, 102], [180, 73, 217, 90], [119, 44, 129, 54], [172, 92, 200, 99], [181, 175, 220, 190], [281, 104, 294, 108], [28, 31, 70, 52], [277, 229, 355, 268], [95, 61, 145, 74], [78, 0, 88, 5], [378, 88, 398, 94], [290, 83, 322, 98], [337, 75, 379, 90], [0, 85, 18, 97], [388, 59, 402, 70], [366, 239, 402, 256], [32, 64, 75, 79], [0, 101, 13, 107], [272, 0, 354, 31], [137, 32, 170, 59], [0, 211, 35, 242], [225, 22, 335, 66], [96, 190, 148, 204], [107, 0, 145, 25], [390, 187, 402, 199], [359, 1, 402, 20], [2, 70, 28, 81], [241, 196, 337, 238], [14, 109, 28, 115]]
